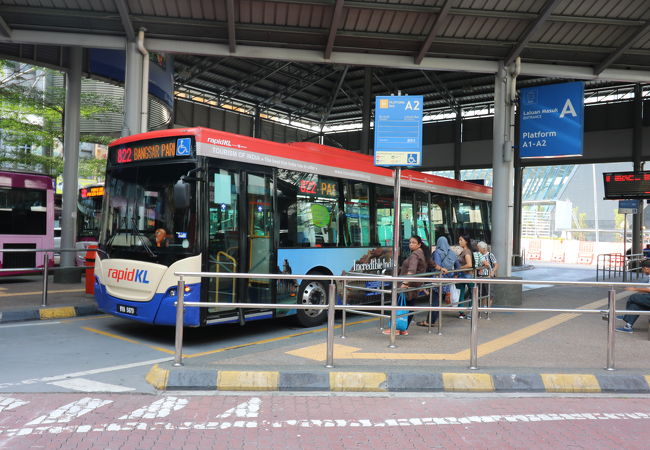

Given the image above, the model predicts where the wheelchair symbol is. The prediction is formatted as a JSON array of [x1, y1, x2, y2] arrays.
[[176, 138, 191, 156], [407, 153, 418, 164]]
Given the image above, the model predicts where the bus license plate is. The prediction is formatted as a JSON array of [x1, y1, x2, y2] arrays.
[[117, 304, 137, 316]]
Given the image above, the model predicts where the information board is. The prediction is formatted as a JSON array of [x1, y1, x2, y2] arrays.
[[603, 171, 650, 199], [618, 199, 640, 214], [374, 95, 423, 167], [519, 82, 584, 158]]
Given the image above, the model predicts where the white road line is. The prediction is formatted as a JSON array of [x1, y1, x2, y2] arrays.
[[118, 397, 187, 420], [0, 357, 173, 389], [25, 398, 112, 426], [48, 378, 136, 393], [216, 398, 261, 418], [2, 410, 650, 436], [0, 321, 62, 328], [0, 397, 29, 412]]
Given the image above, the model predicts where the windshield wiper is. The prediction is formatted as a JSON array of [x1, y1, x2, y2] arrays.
[[131, 217, 156, 258]]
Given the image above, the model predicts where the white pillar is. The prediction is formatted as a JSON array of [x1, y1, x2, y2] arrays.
[[491, 63, 516, 276], [59, 47, 82, 275], [122, 41, 142, 136]]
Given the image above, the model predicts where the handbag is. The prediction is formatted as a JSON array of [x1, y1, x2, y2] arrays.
[[450, 284, 461, 305], [387, 293, 409, 331]]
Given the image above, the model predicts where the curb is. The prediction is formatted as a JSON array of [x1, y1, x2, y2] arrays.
[[0, 305, 100, 324], [146, 364, 650, 393]]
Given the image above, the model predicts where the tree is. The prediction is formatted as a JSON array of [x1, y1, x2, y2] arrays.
[[0, 60, 118, 178]]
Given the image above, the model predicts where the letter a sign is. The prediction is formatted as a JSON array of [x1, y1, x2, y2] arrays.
[[519, 81, 584, 158]]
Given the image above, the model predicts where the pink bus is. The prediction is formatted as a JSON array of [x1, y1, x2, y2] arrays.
[[0, 170, 55, 274]]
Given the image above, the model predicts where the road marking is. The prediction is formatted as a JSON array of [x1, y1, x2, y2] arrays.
[[0, 397, 29, 412], [0, 357, 172, 390], [287, 297, 611, 361], [0, 288, 83, 298], [185, 317, 376, 359], [0, 321, 62, 328], [215, 398, 261, 418], [48, 378, 136, 393], [25, 397, 112, 425], [2, 401, 650, 436], [118, 397, 187, 420], [81, 327, 176, 354]]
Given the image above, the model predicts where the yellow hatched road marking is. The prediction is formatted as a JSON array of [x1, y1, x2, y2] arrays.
[[287, 297, 610, 361]]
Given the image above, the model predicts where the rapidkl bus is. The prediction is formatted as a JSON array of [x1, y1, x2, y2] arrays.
[[94, 128, 491, 327], [76, 184, 104, 265], [0, 170, 55, 274]]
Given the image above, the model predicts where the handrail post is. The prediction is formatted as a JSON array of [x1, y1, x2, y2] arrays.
[[41, 252, 49, 307], [341, 277, 347, 339], [605, 287, 616, 371], [173, 277, 185, 367], [325, 280, 336, 368], [427, 285, 433, 334], [437, 282, 443, 335], [469, 283, 479, 370]]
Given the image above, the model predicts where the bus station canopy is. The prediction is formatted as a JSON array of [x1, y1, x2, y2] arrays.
[[0, 0, 649, 126]]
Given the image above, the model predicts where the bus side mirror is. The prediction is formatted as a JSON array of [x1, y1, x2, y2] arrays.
[[174, 180, 190, 209]]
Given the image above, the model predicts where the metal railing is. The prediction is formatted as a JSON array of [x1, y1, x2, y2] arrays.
[[0, 247, 103, 306], [171, 271, 649, 371], [597, 252, 646, 282]]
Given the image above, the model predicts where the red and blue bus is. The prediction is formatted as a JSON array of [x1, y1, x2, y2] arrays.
[[0, 170, 55, 274], [94, 128, 491, 327], [76, 184, 104, 265]]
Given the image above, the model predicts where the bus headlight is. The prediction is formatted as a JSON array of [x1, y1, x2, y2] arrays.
[[167, 286, 192, 297]]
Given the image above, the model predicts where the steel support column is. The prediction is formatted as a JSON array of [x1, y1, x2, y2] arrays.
[[491, 63, 515, 276], [454, 110, 462, 180], [56, 46, 82, 282], [360, 67, 372, 155], [122, 40, 142, 136], [633, 84, 644, 251]]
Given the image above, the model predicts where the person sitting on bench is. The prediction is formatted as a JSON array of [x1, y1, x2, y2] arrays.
[[617, 259, 650, 334]]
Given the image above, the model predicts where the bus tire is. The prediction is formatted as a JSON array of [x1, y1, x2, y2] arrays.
[[296, 277, 329, 327]]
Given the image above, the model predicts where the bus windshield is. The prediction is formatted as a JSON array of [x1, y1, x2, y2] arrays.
[[77, 191, 103, 239], [100, 162, 197, 264]]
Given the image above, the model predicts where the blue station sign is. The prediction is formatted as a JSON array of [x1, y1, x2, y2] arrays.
[[519, 81, 584, 158], [374, 95, 423, 167]]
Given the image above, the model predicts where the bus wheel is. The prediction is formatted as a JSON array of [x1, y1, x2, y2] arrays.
[[296, 278, 329, 327]]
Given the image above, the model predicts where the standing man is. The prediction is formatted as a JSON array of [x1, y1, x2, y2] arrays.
[[617, 259, 650, 333]]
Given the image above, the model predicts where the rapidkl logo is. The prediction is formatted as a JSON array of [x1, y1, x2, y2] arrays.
[[107, 268, 150, 284]]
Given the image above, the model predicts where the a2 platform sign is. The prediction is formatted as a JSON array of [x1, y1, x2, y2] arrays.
[[374, 95, 423, 167], [519, 82, 584, 158]]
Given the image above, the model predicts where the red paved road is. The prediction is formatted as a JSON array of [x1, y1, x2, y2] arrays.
[[1, 393, 649, 449]]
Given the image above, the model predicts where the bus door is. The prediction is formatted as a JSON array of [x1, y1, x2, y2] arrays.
[[207, 168, 240, 316], [415, 192, 431, 246], [244, 172, 274, 305]]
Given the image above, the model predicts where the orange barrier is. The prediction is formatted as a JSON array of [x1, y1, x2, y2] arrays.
[[85, 245, 97, 294]]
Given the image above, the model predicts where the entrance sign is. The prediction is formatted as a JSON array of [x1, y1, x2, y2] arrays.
[[603, 171, 650, 199], [374, 95, 423, 167], [519, 81, 584, 158], [618, 199, 639, 214]]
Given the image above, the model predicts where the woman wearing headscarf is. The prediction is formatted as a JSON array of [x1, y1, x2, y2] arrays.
[[417, 236, 458, 327]]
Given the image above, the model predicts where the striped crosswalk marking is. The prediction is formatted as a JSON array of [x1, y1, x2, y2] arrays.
[[118, 397, 188, 420], [25, 397, 112, 425], [0, 397, 29, 412], [49, 378, 135, 393], [216, 397, 261, 418]]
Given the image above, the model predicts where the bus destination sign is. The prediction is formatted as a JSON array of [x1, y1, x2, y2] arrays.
[[603, 171, 650, 199], [110, 137, 194, 164], [80, 186, 104, 198]]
